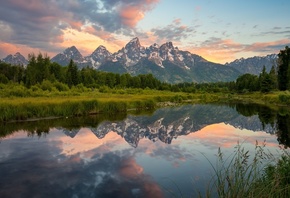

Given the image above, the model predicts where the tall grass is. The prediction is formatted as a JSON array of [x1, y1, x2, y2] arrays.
[[0, 87, 201, 122], [200, 142, 290, 198]]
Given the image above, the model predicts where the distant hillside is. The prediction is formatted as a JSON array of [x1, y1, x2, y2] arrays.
[[226, 54, 277, 75]]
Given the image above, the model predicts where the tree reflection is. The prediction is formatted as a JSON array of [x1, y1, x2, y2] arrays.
[[1, 104, 290, 148], [235, 103, 290, 148], [0, 113, 127, 138], [276, 113, 290, 148]]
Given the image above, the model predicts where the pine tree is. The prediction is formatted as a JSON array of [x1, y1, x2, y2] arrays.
[[66, 59, 79, 88], [269, 65, 278, 90], [277, 46, 290, 90]]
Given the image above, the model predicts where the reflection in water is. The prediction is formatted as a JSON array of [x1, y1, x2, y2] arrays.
[[0, 103, 289, 197]]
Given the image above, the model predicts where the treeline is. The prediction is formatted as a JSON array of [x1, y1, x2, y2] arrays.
[[0, 46, 289, 93], [0, 54, 165, 91]]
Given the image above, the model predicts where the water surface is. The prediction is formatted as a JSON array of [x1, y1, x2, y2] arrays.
[[0, 103, 289, 197]]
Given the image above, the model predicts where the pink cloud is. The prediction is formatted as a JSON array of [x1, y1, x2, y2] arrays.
[[117, 157, 164, 197], [118, 0, 160, 28], [0, 42, 56, 59], [187, 38, 244, 63], [186, 38, 290, 63], [119, 6, 145, 27], [119, 157, 144, 179], [245, 39, 290, 52]]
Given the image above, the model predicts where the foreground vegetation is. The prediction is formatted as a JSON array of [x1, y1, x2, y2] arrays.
[[198, 143, 290, 198], [2, 81, 290, 122]]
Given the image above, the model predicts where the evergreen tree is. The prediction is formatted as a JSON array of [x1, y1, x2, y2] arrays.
[[25, 53, 50, 87], [236, 73, 259, 92], [66, 59, 79, 87], [259, 65, 267, 91], [49, 62, 64, 82], [277, 46, 290, 90], [120, 74, 128, 88], [269, 65, 278, 90]]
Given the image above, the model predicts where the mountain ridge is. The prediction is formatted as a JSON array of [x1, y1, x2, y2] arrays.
[[1, 37, 278, 83]]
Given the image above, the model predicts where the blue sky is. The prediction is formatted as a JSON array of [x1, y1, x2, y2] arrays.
[[0, 0, 289, 63]]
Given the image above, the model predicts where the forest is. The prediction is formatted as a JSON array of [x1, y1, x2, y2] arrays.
[[0, 46, 289, 95]]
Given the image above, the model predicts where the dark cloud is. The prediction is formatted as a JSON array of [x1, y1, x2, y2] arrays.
[[151, 19, 195, 41], [0, 0, 64, 50], [251, 26, 290, 39], [0, 0, 159, 52], [262, 30, 290, 36]]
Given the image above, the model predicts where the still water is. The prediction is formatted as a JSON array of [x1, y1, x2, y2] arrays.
[[0, 103, 289, 197]]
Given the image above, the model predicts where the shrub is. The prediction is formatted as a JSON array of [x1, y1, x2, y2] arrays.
[[53, 81, 69, 91], [8, 84, 29, 97], [279, 94, 290, 104], [40, 80, 54, 91]]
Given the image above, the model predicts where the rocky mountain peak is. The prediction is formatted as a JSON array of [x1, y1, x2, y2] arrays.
[[113, 37, 147, 67], [63, 46, 83, 60], [160, 42, 174, 50], [159, 41, 179, 62], [51, 46, 85, 67], [2, 52, 28, 66], [149, 43, 159, 50], [226, 54, 278, 75], [92, 45, 111, 56], [88, 45, 112, 69], [125, 37, 141, 49]]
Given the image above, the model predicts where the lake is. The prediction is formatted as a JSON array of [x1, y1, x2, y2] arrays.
[[0, 103, 289, 198]]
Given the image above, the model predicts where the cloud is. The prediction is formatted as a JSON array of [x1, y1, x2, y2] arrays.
[[187, 37, 290, 63], [0, 0, 71, 52], [244, 39, 290, 53], [0, 0, 160, 57], [187, 37, 244, 63], [151, 19, 195, 42]]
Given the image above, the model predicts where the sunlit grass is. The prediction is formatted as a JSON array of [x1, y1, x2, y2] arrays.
[[1, 82, 290, 122], [0, 87, 202, 121]]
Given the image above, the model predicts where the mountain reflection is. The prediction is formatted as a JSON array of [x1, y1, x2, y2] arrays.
[[1, 103, 290, 147]]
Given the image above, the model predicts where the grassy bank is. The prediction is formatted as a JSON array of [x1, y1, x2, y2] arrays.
[[0, 88, 200, 122], [1, 82, 290, 122]]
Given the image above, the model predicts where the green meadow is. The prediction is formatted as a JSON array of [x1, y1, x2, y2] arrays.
[[0, 84, 198, 122], [1, 81, 290, 122]]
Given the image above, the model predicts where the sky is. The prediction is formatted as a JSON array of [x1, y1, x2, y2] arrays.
[[0, 0, 290, 64]]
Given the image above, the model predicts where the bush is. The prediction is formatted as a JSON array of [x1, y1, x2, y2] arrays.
[[7, 84, 30, 97], [53, 81, 69, 91], [0, 74, 9, 84], [40, 80, 54, 91], [279, 94, 290, 104]]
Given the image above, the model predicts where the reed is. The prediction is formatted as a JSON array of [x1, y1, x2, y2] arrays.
[[200, 141, 290, 198]]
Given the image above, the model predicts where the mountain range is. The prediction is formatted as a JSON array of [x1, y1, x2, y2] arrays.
[[1, 37, 278, 83]]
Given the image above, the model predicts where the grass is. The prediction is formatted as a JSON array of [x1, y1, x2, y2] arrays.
[[2, 83, 290, 122], [0, 87, 202, 122], [200, 141, 290, 198]]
